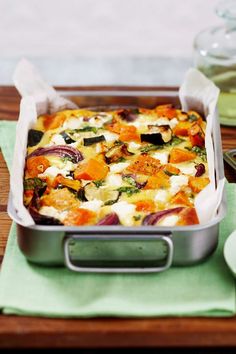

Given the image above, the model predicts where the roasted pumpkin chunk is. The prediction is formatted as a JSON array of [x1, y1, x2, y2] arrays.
[[169, 148, 196, 163], [188, 176, 210, 193], [127, 155, 161, 176], [74, 158, 109, 180]]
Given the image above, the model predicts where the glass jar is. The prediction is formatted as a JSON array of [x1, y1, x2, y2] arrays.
[[194, 0, 236, 125]]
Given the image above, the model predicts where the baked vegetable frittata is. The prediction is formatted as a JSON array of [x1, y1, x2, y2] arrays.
[[23, 105, 210, 226]]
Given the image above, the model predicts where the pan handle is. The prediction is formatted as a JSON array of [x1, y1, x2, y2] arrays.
[[63, 234, 173, 273]]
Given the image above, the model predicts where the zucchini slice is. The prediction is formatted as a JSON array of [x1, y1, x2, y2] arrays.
[[27, 129, 44, 147], [83, 183, 120, 205], [83, 135, 105, 146]]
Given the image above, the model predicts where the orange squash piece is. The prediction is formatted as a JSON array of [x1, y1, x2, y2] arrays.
[[170, 191, 193, 207], [155, 104, 177, 119], [188, 176, 210, 193], [177, 207, 199, 226], [52, 175, 81, 191], [64, 208, 97, 226], [173, 121, 192, 136], [127, 154, 161, 176], [169, 148, 196, 164], [119, 125, 140, 143], [144, 170, 170, 189], [43, 113, 66, 130], [106, 121, 125, 134], [26, 156, 50, 178], [74, 158, 109, 180], [163, 164, 180, 176], [41, 188, 79, 211], [135, 200, 156, 212]]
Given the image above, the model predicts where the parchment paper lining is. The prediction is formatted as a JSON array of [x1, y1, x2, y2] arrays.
[[10, 59, 225, 226]]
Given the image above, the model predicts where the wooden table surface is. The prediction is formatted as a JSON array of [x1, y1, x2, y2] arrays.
[[0, 86, 236, 349]]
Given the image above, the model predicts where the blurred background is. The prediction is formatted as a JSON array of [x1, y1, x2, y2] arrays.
[[0, 0, 220, 86]]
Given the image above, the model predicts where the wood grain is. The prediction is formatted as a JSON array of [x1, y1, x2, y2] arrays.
[[0, 86, 236, 349], [1, 316, 236, 348]]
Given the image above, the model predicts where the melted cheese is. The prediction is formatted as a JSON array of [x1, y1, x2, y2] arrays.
[[110, 162, 130, 173], [159, 214, 179, 226], [39, 206, 68, 222], [169, 175, 189, 195], [106, 173, 122, 187], [80, 199, 103, 212], [111, 201, 136, 226], [152, 151, 169, 164]]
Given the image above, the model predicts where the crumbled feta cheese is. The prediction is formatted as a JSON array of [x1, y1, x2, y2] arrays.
[[159, 214, 179, 226], [63, 160, 76, 172], [128, 142, 141, 152], [39, 206, 68, 222], [106, 173, 122, 187], [152, 151, 169, 164], [80, 199, 103, 212], [111, 201, 136, 226], [170, 175, 189, 195], [89, 115, 111, 128], [68, 142, 79, 148], [63, 117, 84, 130], [50, 134, 66, 146], [131, 120, 144, 129], [39, 160, 75, 179], [154, 190, 169, 203], [103, 132, 119, 143], [169, 118, 178, 129], [156, 118, 170, 126], [96, 143, 102, 153], [110, 162, 130, 173], [177, 164, 196, 176], [39, 166, 64, 178]]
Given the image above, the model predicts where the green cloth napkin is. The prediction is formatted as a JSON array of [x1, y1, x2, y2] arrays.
[[0, 120, 235, 318]]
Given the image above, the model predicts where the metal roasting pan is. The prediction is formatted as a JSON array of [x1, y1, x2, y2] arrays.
[[7, 89, 227, 273]]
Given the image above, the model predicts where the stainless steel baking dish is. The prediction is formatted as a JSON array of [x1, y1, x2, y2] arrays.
[[7, 89, 227, 273]]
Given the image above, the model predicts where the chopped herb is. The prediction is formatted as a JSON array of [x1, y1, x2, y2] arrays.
[[76, 126, 98, 134], [122, 175, 136, 187], [164, 170, 178, 177], [93, 180, 105, 188], [192, 146, 207, 162], [140, 144, 163, 153], [116, 157, 127, 163], [188, 114, 198, 122], [133, 215, 142, 221], [117, 186, 140, 197], [61, 156, 74, 163], [24, 178, 46, 191], [167, 136, 185, 146], [104, 199, 117, 206]]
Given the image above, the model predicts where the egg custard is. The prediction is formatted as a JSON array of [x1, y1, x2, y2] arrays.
[[23, 105, 210, 227]]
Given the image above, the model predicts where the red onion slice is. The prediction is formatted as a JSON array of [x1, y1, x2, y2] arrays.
[[27, 145, 83, 163], [97, 213, 120, 225], [29, 205, 63, 225], [142, 207, 184, 226]]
